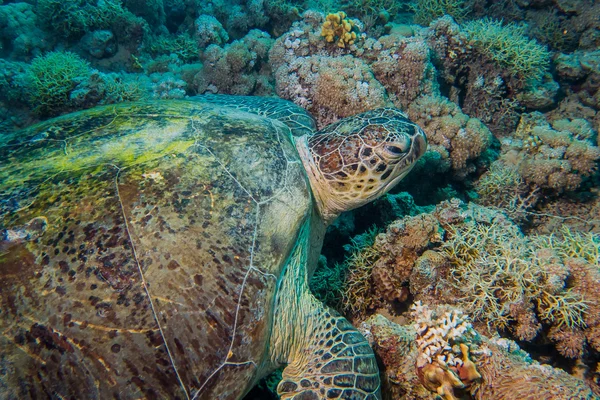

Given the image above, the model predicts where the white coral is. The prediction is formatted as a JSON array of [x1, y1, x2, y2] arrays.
[[411, 301, 476, 367]]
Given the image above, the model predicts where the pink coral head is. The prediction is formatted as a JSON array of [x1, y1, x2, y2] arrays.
[[296, 108, 427, 224]]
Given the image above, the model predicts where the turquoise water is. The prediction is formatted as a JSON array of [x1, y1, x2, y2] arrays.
[[1, 1, 600, 399]]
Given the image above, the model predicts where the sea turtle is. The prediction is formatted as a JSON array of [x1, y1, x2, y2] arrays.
[[0, 95, 426, 400]]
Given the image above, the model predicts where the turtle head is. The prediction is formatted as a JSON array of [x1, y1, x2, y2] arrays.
[[296, 108, 427, 224]]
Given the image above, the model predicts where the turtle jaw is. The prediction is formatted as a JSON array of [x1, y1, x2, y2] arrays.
[[296, 136, 344, 225]]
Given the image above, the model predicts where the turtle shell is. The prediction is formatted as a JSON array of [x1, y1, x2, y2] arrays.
[[0, 100, 313, 399]]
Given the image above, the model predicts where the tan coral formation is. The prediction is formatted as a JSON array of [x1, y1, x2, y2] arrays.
[[269, 11, 439, 127], [499, 111, 600, 193], [411, 302, 481, 400], [407, 94, 493, 177], [342, 199, 600, 365], [362, 309, 597, 400]]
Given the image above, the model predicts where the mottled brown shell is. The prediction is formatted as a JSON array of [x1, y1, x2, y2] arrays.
[[0, 100, 313, 399]]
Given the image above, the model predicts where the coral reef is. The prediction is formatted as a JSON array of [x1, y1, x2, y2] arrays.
[[338, 197, 600, 378], [407, 94, 493, 177], [426, 16, 557, 136], [195, 29, 274, 96], [411, 302, 481, 400], [463, 18, 550, 86], [411, 0, 470, 26], [362, 311, 598, 400], [270, 11, 443, 127], [499, 111, 600, 193], [320, 11, 357, 48], [24, 51, 91, 115], [196, 14, 229, 49], [0, 2, 48, 60], [1, 1, 599, 398]]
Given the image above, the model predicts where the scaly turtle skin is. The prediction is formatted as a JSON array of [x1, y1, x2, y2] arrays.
[[0, 96, 426, 400]]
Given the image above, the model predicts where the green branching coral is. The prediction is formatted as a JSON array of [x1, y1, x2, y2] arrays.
[[146, 33, 199, 62], [463, 18, 550, 85], [411, 0, 470, 26], [25, 51, 91, 115], [36, 0, 126, 38], [340, 0, 403, 20]]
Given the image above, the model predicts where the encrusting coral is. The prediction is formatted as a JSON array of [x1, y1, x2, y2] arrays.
[[320, 11, 357, 48]]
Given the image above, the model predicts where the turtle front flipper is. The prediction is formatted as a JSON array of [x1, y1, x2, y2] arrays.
[[277, 303, 381, 400], [270, 221, 381, 400]]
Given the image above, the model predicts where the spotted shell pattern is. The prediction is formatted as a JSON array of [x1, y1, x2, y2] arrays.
[[0, 99, 315, 399]]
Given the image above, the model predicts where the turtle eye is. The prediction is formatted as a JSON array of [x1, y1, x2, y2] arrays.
[[385, 145, 406, 156]]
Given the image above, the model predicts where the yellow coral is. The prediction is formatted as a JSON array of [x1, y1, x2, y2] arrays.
[[320, 11, 358, 48]]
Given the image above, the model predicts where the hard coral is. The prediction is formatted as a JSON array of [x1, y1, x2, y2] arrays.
[[474, 161, 539, 222], [407, 94, 493, 178], [0, 2, 49, 60], [349, 198, 600, 367], [25, 51, 91, 116], [426, 16, 557, 136], [411, 0, 470, 26], [362, 305, 598, 400], [411, 302, 481, 400], [195, 14, 229, 49], [320, 11, 357, 48], [500, 112, 600, 193], [37, 0, 126, 39], [269, 12, 436, 126], [370, 35, 438, 109], [195, 29, 274, 96], [463, 18, 550, 86]]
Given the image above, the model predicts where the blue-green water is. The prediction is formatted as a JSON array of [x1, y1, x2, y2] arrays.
[[1, 0, 599, 399]]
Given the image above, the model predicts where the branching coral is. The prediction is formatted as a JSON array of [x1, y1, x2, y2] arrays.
[[440, 214, 590, 337], [411, 0, 470, 26], [340, 228, 381, 316], [146, 33, 199, 62], [320, 11, 357, 48], [36, 0, 126, 38], [411, 302, 481, 400], [426, 16, 556, 135], [475, 161, 539, 222], [351, 198, 599, 364], [25, 51, 91, 116], [463, 18, 550, 86]]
